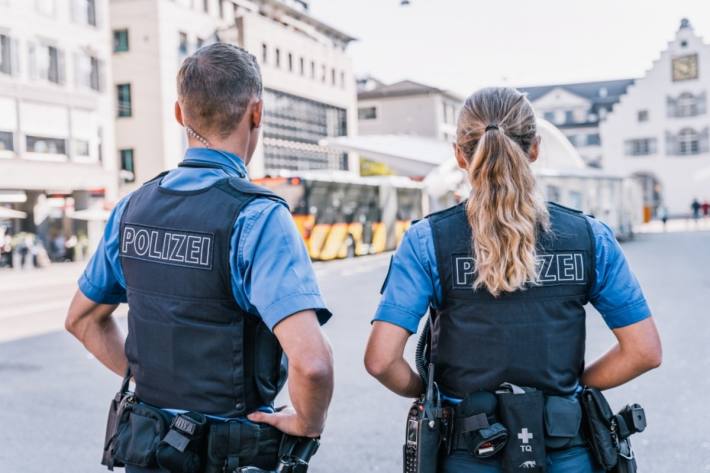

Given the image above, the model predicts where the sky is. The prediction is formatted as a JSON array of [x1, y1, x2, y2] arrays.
[[309, 0, 710, 96]]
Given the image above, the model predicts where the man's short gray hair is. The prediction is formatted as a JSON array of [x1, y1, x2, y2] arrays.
[[177, 42, 263, 138]]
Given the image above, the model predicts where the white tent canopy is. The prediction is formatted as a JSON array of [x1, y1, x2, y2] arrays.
[[0, 207, 27, 220]]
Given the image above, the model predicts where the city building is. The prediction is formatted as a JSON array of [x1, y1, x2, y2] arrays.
[[356, 77, 463, 143], [111, 0, 358, 194], [519, 79, 634, 167], [600, 19, 710, 216], [0, 0, 116, 249]]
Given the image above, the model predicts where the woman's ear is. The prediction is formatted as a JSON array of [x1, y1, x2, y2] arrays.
[[529, 136, 541, 163], [454, 143, 468, 170]]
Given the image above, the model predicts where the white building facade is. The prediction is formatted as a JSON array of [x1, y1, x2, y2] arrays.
[[0, 0, 116, 246], [357, 79, 462, 143], [601, 19, 710, 216], [111, 0, 358, 194]]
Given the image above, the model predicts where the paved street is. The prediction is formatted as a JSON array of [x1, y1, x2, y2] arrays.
[[0, 229, 709, 472]]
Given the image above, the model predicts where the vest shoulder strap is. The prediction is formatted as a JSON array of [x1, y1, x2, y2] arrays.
[[547, 201, 583, 215], [426, 201, 467, 224], [217, 177, 289, 210], [142, 171, 169, 186]]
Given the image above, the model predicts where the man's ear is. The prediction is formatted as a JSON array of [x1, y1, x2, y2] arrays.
[[250, 99, 263, 130], [529, 136, 541, 163], [175, 101, 184, 126]]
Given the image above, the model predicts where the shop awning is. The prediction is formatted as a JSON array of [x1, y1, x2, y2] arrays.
[[68, 208, 112, 222], [0, 207, 27, 219]]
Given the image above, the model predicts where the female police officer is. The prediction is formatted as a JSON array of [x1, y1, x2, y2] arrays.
[[364, 87, 662, 472]]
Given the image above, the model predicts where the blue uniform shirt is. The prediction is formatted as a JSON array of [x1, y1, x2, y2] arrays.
[[79, 147, 331, 331], [375, 216, 651, 334]]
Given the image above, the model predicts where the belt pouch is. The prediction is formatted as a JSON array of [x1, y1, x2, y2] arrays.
[[155, 412, 208, 473], [544, 396, 582, 450], [113, 403, 170, 468], [580, 388, 618, 470], [496, 386, 546, 473], [205, 421, 281, 473]]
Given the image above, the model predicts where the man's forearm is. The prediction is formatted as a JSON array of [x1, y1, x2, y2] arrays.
[[80, 316, 128, 376], [288, 354, 334, 437]]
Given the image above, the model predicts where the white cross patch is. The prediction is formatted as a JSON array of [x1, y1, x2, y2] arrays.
[[518, 428, 534, 444]]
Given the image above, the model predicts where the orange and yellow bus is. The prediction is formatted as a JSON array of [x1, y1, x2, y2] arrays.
[[254, 172, 425, 261]]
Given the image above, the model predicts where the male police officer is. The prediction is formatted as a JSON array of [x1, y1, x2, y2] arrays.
[[65, 43, 334, 472]]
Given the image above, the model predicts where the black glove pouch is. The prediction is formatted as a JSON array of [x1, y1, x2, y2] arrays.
[[496, 387, 546, 473], [543, 395, 582, 450], [457, 391, 508, 458], [113, 403, 171, 468], [204, 420, 282, 473]]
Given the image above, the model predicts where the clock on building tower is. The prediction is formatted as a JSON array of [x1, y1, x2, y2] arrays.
[[672, 54, 699, 81]]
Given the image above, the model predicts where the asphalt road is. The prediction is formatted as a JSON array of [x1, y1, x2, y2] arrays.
[[0, 228, 709, 472]]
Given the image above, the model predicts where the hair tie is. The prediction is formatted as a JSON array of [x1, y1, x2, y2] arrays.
[[485, 124, 499, 132]]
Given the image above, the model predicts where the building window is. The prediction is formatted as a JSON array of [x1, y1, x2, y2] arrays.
[[275, 48, 281, 68], [86, 0, 97, 26], [299, 57, 304, 76], [358, 106, 377, 120], [288, 53, 293, 72], [679, 128, 700, 155], [331, 68, 336, 86], [77, 54, 102, 91], [219, 0, 224, 18], [202, 0, 209, 13], [178, 32, 188, 55], [340, 71, 345, 89], [113, 29, 129, 52], [564, 110, 574, 123], [586, 133, 601, 146], [26, 135, 66, 155], [261, 43, 268, 64], [624, 138, 657, 156], [0, 34, 13, 75], [34, 44, 63, 84], [310, 61, 315, 79], [73, 139, 90, 157], [566, 134, 577, 146], [116, 83, 132, 117], [667, 92, 706, 118], [120, 148, 136, 182], [0, 131, 14, 151], [320, 64, 325, 82], [637, 110, 649, 122], [543, 111, 555, 122], [262, 88, 348, 172]]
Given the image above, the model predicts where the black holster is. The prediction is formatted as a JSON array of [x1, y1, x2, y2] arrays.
[[581, 387, 646, 473]]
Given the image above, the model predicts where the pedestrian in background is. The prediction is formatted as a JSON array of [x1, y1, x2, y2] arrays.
[[691, 198, 701, 220], [364, 87, 662, 473], [658, 205, 669, 231], [701, 200, 710, 218]]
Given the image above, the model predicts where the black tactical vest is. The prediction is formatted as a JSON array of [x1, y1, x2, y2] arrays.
[[429, 202, 595, 397], [119, 173, 288, 417]]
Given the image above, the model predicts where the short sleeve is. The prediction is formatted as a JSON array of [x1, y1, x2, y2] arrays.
[[232, 200, 331, 331], [588, 217, 651, 329], [372, 220, 440, 333], [78, 197, 130, 304]]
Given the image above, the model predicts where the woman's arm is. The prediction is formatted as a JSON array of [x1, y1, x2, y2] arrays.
[[581, 316, 662, 390], [365, 321, 424, 398]]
